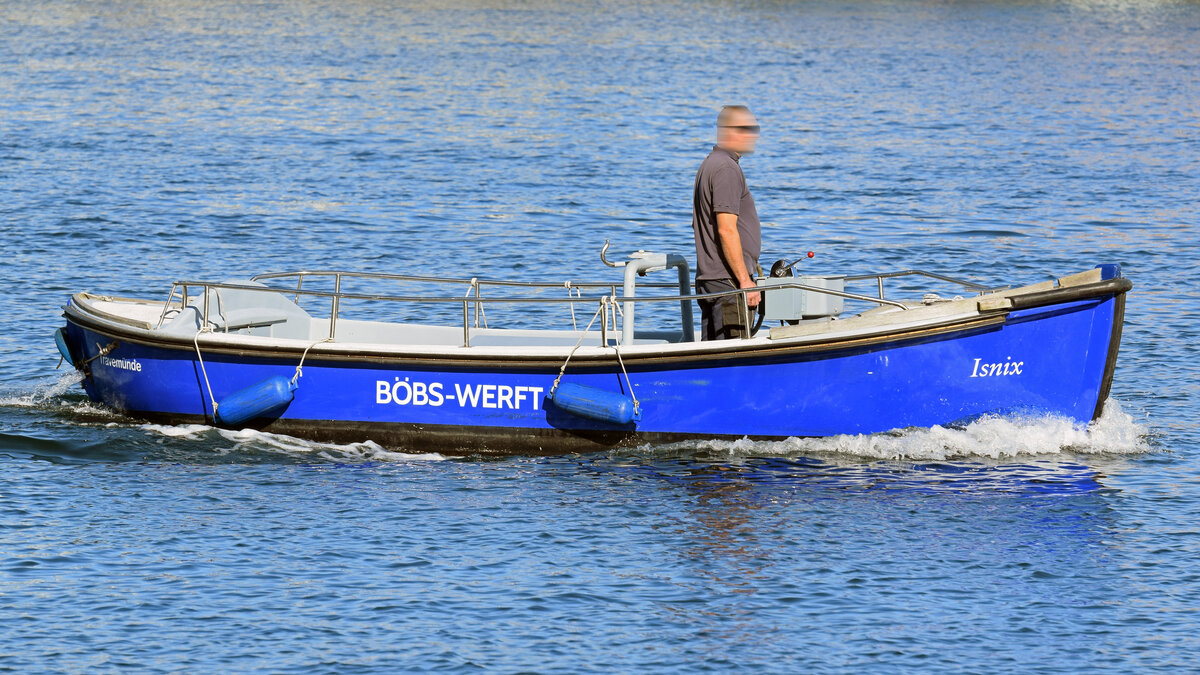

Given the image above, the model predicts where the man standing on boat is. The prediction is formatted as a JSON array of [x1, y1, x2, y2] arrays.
[[692, 105, 762, 340]]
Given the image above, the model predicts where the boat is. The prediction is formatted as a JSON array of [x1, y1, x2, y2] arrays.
[[54, 243, 1131, 455]]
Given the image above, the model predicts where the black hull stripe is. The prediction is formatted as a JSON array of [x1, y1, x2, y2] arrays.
[[131, 411, 774, 457], [1092, 288, 1128, 420]]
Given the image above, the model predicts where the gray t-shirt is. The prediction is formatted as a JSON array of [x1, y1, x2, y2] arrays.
[[691, 146, 761, 281]]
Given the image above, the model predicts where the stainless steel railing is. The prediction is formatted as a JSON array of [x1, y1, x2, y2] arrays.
[[842, 269, 995, 300], [156, 268, 987, 347]]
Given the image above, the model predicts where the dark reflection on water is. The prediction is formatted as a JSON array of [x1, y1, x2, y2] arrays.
[[579, 454, 1114, 496], [542, 451, 1131, 670]]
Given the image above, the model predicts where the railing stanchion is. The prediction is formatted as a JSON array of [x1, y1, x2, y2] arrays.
[[610, 286, 618, 340], [600, 298, 608, 346], [462, 300, 471, 347], [202, 284, 211, 329], [329, 274, 341, 339], [878, 277, 885, 300], [155, 283, 178, 329]]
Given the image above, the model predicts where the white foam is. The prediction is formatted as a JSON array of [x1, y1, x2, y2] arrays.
[[140, 423, 212, 439], [0, 372, 125, 420], [65, 401, 124, 419], [654, 399, 1151, 461], [139, 423, 446, 462], [9, 371, 1150, 464], [0, 371, 84, 408]]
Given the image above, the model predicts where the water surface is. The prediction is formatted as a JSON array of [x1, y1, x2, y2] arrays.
[[1, 0, 1198, 671]]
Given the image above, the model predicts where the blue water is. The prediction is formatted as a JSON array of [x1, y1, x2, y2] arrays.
[[2, 0, 1198, 671]]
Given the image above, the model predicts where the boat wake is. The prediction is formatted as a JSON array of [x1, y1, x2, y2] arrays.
[[2, 372, 1151, 465], [0, 371, 82, 406], [0, 371, 120, 421], [138, 424, 447, 463], [649, 399, 1151, 462], [1, 374, 445, 464]]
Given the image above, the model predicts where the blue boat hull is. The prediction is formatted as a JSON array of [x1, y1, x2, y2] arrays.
[[60, 280, 1128, 455]]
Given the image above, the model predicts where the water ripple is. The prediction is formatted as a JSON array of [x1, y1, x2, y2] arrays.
[[1, 0, 1198, 671]]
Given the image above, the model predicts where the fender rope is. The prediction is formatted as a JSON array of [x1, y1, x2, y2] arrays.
[[291, 337, 334, 386], [193, 328, 219, 419], [612, 343, 640, 415], [565, 281, 583, 331], [550, 298, 607, 396]]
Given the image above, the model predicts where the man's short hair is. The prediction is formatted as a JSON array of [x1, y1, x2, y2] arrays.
[[718, 105, 750, 126]]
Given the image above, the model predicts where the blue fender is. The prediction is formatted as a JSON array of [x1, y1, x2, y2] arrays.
[[54, 327, 75, 367], [548, 382, 642, 426], [215, 376, 297, 428]]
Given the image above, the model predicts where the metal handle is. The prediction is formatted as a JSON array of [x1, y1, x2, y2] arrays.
[[600, 240, 624, 268]]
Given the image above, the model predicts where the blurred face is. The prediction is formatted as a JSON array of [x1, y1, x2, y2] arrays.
[[717, 110, 760, 155]]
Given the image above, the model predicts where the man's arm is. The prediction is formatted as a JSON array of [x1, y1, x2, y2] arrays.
[[716, 212, 760, 307]]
